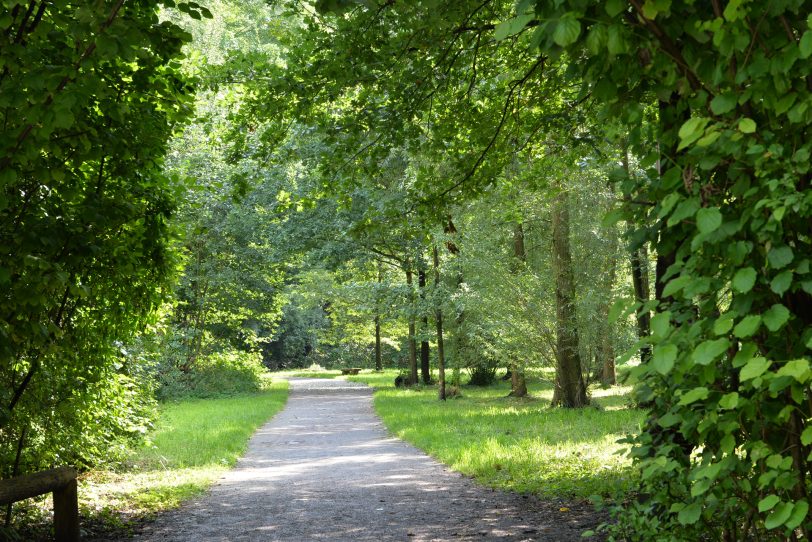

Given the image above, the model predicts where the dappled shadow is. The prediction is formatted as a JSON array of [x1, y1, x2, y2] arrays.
[[136, 378, 605, 541]]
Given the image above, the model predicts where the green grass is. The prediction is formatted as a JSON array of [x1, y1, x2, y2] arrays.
[[350, 370, 643, 500], [79, 380, 289, 519]]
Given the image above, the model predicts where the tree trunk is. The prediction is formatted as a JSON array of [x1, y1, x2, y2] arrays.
[[446, 218, 462, 389], [418, 267, 431, 384], [630, 244, 651, 363], [599, 243, 619, 386], [374, 260, 383, 371], [622, 145, 652, 365], [406, 268, 418, 385], [550, 191, 588, 408], [508, 223, 528, 397], [374, 314, 382, 371], [433, 246, 446, 400]]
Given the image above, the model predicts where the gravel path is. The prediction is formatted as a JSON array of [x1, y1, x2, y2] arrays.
[[135, 378, 602, 541]]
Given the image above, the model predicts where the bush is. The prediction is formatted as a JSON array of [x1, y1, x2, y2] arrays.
[[467, 361, 498, 386], [156, 350, 267, 400]]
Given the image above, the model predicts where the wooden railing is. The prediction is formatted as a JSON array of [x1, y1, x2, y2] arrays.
[[0, 467, 79, 542]]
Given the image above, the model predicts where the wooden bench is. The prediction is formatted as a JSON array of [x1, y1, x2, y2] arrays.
[[340, 368, 361, 375], [0, 466, 79, 542]]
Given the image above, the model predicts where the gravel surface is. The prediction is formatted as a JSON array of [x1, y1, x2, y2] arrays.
[[135, 378, 603, 541]]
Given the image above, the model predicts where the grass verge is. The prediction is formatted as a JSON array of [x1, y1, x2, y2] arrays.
[[347, 369, 643, 500], [76, 380, 288, 537]]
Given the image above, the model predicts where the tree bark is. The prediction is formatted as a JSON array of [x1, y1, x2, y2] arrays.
[[418, 267, 431, 384], [374, 260, 383, 371], [433, 246, 446, 400], [550, 191, 588, 408], [599, 241, 619, 386], [374, 315, 382, 371], [622, 143, 651, 365], [406, 267, 418, 385], [509, 223, 528, 397], [630, 244, 651, 363]]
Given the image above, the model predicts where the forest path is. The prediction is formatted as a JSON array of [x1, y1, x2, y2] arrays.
[[135, 378, 600, 541]]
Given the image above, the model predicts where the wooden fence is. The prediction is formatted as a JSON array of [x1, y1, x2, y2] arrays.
[[0, 466, 79, 541]]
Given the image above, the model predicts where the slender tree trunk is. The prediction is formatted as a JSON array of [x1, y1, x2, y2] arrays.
[[418, 267, 431, 384], [433, 246, 446, 400], [599, 228, 619, 385], [622, 144, 652, 364], [374, 315, 382, 371], [509, 223, 528, 397], [446, 218, 462, 389], [550, 190, 588, 408], [630, 244, 651, 362], [374, 260, 383, 371], [406, 268, 418, 385]]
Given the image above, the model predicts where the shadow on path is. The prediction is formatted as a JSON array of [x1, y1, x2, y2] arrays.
[[135, 378, 602, 541]]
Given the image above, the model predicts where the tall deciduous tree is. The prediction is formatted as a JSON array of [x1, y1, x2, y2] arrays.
[[0, 0, 199, 476]]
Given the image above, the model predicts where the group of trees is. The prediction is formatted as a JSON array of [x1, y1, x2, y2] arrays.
[[2, 0, 811, 540]]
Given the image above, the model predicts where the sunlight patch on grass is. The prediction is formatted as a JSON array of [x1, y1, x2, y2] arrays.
[[79, 381, 289, 519], [369, 380, 642, 499]]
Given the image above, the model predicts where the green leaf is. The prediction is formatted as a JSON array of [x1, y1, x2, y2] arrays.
[[652, 344, 677, 375], [585, 24, 608, 55], [696, 207, 722, 234], [740, 357, 771, 381], [553, 15, 581, 47], [759, 495, 780, 512], [693, 338, 730, 366], [713, 313, 734, 335], [608, 298, 636, 323], [786, 501, 809, 530], [732, 267, 757, 293], [605, 0, 626, 17], [678, 117, 710, 150], [718, 392, 739, 409], [494, 14, 534, 41], [800, 31, 812, 58], [768, 246, 794, 268], [696, 130, 721, 147], [678, 386, 709, 405], [765, 502, 792, 529], [763, 304, 790, 332], [801, 427, 812, 446], [738, 117, 757, 133], [677, 503, 702, 525], [606, 24, 627, 55], [651, 311, 671, 339], [733, 315, 761, 338], [662, 275, 691, 298], [710, 94, 737, 114], [667, 198, 700, 226], [721, 433, 736, 453], [770, 270, 793, 295], [776, 359, 809, 382]]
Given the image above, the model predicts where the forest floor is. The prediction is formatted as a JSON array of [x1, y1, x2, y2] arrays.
[[129, 378, 607, 541]]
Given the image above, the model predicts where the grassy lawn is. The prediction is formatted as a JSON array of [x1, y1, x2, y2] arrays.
[[77, 380, 289, 533], [343, 368, 643, 500]]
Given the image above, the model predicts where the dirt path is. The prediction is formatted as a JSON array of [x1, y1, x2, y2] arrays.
[[135, 378, 602, 541]]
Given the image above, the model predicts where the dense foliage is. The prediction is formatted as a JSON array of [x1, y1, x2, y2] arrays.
[[508, 1, 812, 538], [0, 0, 198, 476]]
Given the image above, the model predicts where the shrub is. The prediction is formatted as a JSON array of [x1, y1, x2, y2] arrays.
[[157, 350, 267, 400]]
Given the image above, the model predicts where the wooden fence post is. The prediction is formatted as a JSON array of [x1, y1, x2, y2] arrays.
[[53, 477, 79, 542]]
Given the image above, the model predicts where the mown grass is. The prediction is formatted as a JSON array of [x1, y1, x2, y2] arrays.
[[345, 369, 643, 499], [78, 380, 289, 527]]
